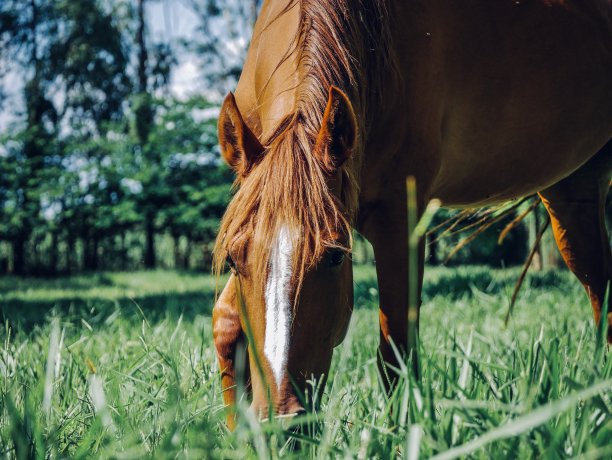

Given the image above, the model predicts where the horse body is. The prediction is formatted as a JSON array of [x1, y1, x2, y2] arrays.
[[235, 1, 612, 208], [214, 0, 612, 427], [366, 1, 612, 208]]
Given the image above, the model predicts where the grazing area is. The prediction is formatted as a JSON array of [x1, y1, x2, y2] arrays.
[[2, 1, 610, 458], [1, 266, 610, 459]]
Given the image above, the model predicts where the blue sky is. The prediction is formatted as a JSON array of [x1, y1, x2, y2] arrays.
[[147, 1, 203, 97]]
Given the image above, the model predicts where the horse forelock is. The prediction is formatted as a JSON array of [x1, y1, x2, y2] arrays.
[[213, 116, 356, 303]]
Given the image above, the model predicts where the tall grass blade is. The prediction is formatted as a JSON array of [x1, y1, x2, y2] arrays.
[[406, 176, 419, 366], [407, 424, 422, 460], [504, 217, 550, 326], [430, 379, 612, 460], [43, 318, 60, 420]]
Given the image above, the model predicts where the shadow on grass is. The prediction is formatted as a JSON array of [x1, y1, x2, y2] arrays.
[[354, 266, 576, 309], [1, 266, 577, 330], [1, 290, 216, 332], [0, 273, 117, 293]]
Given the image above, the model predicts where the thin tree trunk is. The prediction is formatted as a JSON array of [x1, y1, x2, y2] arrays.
[[428, 233, 438, 265], [92, 236, 99, 270], [137, 0, 148, 95], [83, 229, 99, 271], [83, 234, 90, 270], [544, 227, 563, 268], [12, 236, 26, 276], [183, 238, 191, 270], [530, 209, 543, 271], [173, 234, 181, 269], [32, 238, 40, 272], [120, 231, 128, 271], [144, 214, 156, 269], [137, 0, 156, 270], [66, 234, 75, 274], [50, 229, 58, 275]]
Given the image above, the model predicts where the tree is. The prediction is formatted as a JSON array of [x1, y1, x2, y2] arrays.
[[0, 0, 60, 274], [1, 0, 136, 274], [130, 0, 175, 269], [152, 95, 232, 269], [51, 0, 132, 134], [51, 0, 132, 272], [0, 0, 301, 275]]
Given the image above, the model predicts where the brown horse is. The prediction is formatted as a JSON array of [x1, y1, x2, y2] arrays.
[[212, 0, 612, 427]]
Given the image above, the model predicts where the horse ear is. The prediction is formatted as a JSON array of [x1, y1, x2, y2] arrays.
[[314, 86, 357, 172], [218, 92, 264, 177]]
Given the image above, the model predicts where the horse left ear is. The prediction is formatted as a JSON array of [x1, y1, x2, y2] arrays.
[[315, 86, 357, 172], [218, 92, 265, 177]]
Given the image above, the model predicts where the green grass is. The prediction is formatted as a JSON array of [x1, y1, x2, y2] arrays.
[[1, 267, 610, 459]]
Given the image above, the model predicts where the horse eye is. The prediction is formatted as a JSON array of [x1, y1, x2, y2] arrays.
[[226, 255, 237, 273], [327, 249, 345, 267]]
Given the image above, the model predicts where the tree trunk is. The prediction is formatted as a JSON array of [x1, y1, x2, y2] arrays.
[[120, 231, 128, 271], [530, 209, 543, 271], [91, 236, 99, 270], [144, 214, 156, 269], [83, 234, 90, 270], [544, 227, 563, 269], [136, 0, 156, 270], [173, 234, 181, 269], [32, 238, 40, 273], [137, 0, 148, 96], [428, 233, 439, 265], [83, 230, 99, 271], [50, 230, 58, 275], [12, 236, 26, 276], [183, 238, 191, 270], [66, 234, 75, 274]]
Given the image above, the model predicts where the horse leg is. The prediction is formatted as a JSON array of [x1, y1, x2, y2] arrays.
[[366, 203, 425, 391], [538, 142, 612, 343], [213, 275, 250, 429]]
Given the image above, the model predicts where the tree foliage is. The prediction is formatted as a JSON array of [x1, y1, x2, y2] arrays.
[[0, 0, 238, 274]]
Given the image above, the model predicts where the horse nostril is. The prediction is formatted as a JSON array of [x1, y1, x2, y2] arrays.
[[286, 402, 306, 417], [275, 403, 306, 420]]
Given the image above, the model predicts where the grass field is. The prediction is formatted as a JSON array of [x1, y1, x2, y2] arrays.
[[1, 266, 610, 459]]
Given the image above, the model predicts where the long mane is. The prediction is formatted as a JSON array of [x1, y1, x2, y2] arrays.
[[213, 0, 395, 298]]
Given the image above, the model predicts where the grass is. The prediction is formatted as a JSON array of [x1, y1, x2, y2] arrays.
[[1, 266, 611, 459]]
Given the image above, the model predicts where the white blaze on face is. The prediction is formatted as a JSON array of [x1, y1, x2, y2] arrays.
[[264, 225, 293, 389]]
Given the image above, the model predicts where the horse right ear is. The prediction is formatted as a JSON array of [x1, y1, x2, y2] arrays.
[[314, 86, 357, 173], [218, 92, 264, 177]]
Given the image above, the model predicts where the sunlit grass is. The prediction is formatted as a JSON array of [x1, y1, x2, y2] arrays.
[[1, 267, 610, 458], [0, 270, 222, 302]]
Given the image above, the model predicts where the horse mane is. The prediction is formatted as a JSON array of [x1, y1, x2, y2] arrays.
[[213, 0, 395, 299]]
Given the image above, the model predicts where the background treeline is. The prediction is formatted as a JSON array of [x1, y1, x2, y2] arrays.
[[0, 0, 261, 275], [0, 0, 566, 276]]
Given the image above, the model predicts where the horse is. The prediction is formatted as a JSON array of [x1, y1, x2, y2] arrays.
[[212, 0, 612, 428]]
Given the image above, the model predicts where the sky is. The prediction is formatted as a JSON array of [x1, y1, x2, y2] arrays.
[[147, 0, 203, 98], [0, 0, 207, 132]]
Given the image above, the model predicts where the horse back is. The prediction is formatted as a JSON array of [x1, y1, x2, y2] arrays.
[[367, 0, 612, 207]]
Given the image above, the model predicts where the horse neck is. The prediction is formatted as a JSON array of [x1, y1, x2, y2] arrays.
[[235, 0, 302, 140], [239, 0, 399, 183]]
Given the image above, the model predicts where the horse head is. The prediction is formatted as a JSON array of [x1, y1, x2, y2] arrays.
[[214, 86, 359, 421]]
